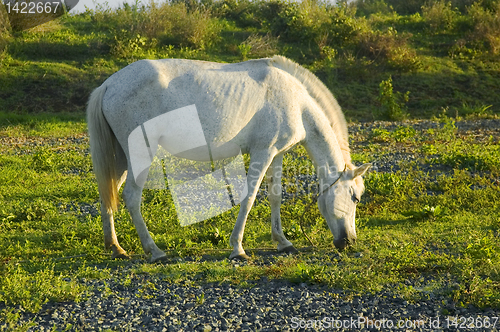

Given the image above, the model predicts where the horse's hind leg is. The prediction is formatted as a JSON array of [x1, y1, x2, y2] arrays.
[[101, 146, 129, 259], [122, 172, 167, 263], [266, 155, 298, 254]]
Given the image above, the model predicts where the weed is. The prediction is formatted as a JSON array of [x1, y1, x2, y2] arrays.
[[459, 102, 494, 118], [238, 42, 251, 60], [403, 205, 447, 221], [369, 128, 392, 142], [296, 262, 325, 283], [196, 292, 205, 305]]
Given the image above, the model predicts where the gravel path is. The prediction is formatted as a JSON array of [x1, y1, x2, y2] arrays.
[[3, 265, 499, 332], [2, 119, 500, 331]]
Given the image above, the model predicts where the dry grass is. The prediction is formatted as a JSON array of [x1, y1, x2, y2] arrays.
[[239, 33, 279, 58]]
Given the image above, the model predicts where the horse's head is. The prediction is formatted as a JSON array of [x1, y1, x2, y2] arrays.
[[318, 163, 371, 250]]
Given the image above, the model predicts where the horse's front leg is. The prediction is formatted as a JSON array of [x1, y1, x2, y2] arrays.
[[266, 155, 298, 254], [229, 150, 275, 260], [122, 172, 167, 263]]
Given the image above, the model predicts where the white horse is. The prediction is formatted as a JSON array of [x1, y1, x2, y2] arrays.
[[87, 55, 371, 262]]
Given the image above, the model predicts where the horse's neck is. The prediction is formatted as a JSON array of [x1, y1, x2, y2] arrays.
[[302, 111, 346, 190]]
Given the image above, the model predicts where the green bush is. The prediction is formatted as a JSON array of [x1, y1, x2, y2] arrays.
[[422, 0, 458, 33], [384, 0, 427, 14], [156, 3, 221, 49], [264, 0, 361, 50], [211, 0, 262, 28]]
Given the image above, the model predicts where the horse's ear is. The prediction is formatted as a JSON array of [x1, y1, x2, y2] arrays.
[[353, 163, 372, 178]]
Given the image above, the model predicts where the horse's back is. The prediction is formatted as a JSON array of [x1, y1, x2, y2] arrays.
[[101, 58, 310, 155]]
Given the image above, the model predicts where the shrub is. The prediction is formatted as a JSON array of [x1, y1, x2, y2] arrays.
[[264, 0, 327, 42], [264, 0, 361, 50], [378, 76, 410, 120], [466, 1, 500, 55], [211, 0, 262, 28], [324, 4, 362, 47], [91, 1, 221, 54], [353, 0, 392, 17], [422, 0, 458, 33], [156, 3, 221, 50], [357, 27, 421, 71]]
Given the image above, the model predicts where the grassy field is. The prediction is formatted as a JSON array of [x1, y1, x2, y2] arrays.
[[1, 0, 500, 326], [0, 113, 499, 323]]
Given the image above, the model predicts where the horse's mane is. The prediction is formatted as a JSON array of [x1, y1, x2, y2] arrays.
[[268, 55, 353, 168]]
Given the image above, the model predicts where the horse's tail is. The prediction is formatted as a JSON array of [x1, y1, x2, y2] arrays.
[[87, 85, 119, 213]]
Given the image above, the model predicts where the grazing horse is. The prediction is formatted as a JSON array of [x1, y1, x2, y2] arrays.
[[87, 55, 371, 262]]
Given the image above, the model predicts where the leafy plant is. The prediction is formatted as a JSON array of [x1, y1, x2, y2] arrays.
[[369, 128, 392, 142]]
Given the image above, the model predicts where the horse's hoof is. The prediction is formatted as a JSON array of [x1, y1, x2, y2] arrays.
[[278, 245, 299, 254], [230, 253, 251, 261], [150, 253, 168, 263], [112, 252, 131, 260]]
